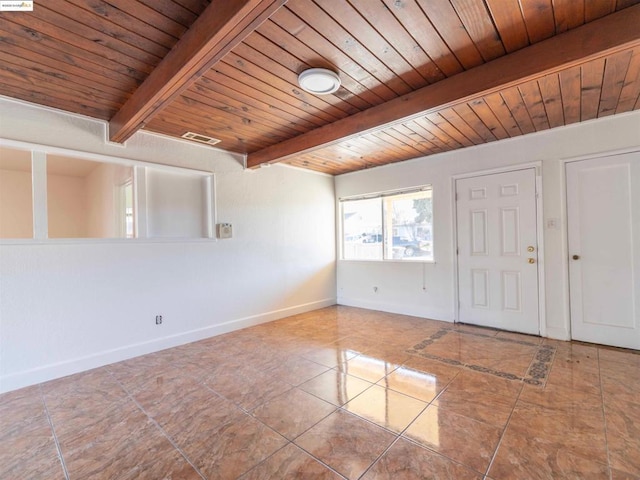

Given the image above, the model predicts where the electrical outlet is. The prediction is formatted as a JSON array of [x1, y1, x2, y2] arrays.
[[155, 315, 162, 325]]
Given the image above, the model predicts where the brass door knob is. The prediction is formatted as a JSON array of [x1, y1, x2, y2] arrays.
[[572, 255, 580, 260], [528, 258, 535, 264]]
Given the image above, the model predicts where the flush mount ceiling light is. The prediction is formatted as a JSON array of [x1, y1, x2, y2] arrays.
[[298, 68, 341, 95]]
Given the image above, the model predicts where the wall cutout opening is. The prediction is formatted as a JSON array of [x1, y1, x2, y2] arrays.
[[46, 155, 134, 239], [0, 146, 33, 239]]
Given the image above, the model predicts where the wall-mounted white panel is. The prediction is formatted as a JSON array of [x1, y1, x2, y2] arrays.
[[472, 269, 489, 308], [470, 210, 488, 255], [500, 207, 520, 256], [502, 271, 522, 312]]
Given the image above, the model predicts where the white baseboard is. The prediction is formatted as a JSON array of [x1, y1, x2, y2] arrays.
[[0, 298, 336, 394], [337, 296, 453, 323]]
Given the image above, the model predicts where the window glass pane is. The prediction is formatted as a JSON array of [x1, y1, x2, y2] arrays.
[[383, 190, 433, 260], [0, 147, 33, 239], [146, 169, 207, 238], [342, 197, 383, 260], [47, 155, 134, 238]]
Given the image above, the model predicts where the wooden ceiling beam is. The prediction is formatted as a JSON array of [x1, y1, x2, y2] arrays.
[[247, 5, 640, 169], [108, 0, 286, 143]]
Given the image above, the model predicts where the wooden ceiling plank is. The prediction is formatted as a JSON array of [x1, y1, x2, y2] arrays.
[[59, 0, 178, 52], [438, 108, 487, 144], [449, 0, 506, 61], [585, 0, 616, 22], [363, 131, 425, 159], [229, 42, 359, 116], [172, 0, 212, 17], [518, 81, 551, 131], [616, 0, 640, 9], [314, 0, 427, 89], [484, 0, 529, 52], [342, 0, 445, 84], [552, 0, 585, 33], [450, 103, 498, 142], [0, 74, 116, 119], [466, 98, 510, 140], [425, 112, 475, 147], [183, 86, 311, 137], [191, 76, 318, 132], [159, 101, 297, 144], [413, 117, 464, 150], [285, 1, 414, 96], [108, 0, 286, 143], [537, 74, 565, 128], [415, 0, 484, 69], [38, 2, 164, 66], [500, 86, 537, 134], [162, 101, 305, 147], [214, 58, 337, 125], [134, 0, 200, 29], [247, 6, 640, 168], [483, 92, 523, 137], [520, 0, 556, 43], [0, 52, 126, 104], [0, 21, 144, 84], [254, 20, 385, 107], [382, 0, 464, 77], [581, 58, 606, 120], [559, 65, 582, 125], [5, 9, 154, 77], [269, 8, 399, 101], [616, 48, 640, 113], [0, 34, 134, 94], [381, 128, 435, 155], [598, 50, 633, 116], [391, 124, 439, 152], [242, 31, 375, 111]]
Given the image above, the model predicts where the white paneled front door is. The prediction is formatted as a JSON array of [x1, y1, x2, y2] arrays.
[[456, 168, 540, 335], [567, 153, 640, 350]]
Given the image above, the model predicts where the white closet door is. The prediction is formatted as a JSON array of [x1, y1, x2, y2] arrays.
[[567, 153, 640, 349]]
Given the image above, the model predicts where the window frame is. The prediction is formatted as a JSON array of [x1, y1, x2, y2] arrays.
[[339, 185, 434, 263]]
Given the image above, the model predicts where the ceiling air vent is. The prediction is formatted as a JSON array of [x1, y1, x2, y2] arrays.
[[181, 131, 221, 146]]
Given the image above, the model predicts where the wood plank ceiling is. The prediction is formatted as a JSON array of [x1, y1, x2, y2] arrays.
[[1, 0, 639, 175]]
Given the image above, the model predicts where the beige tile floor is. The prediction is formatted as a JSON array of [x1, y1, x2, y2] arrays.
[[1, 306, 639, 479]]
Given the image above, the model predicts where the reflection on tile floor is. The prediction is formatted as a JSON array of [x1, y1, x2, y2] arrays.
[[1, 305, 639, 479]]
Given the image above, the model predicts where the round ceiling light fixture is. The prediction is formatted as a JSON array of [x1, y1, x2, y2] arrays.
[[298, 68, 341, 95]]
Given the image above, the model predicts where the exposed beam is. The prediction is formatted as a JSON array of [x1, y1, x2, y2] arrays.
[[109, 0, 286, 143], [247, 5, 640, 168]]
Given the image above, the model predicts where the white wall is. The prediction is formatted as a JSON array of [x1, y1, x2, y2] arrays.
[[0, 169, 33, 238], [0, 97, 336, 393], [335, 110, 640, 340]]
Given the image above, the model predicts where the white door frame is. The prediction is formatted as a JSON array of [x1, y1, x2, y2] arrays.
[[561, 147, 640, 342], [451, 162, 546, 336]]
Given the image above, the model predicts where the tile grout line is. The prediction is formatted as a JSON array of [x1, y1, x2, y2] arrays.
[[357, 367, 474, 479], [483, 380, 526, 477], [105, 369, 208, 480], [596, 348, 614, 480], [39, 384, 71, 480]]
